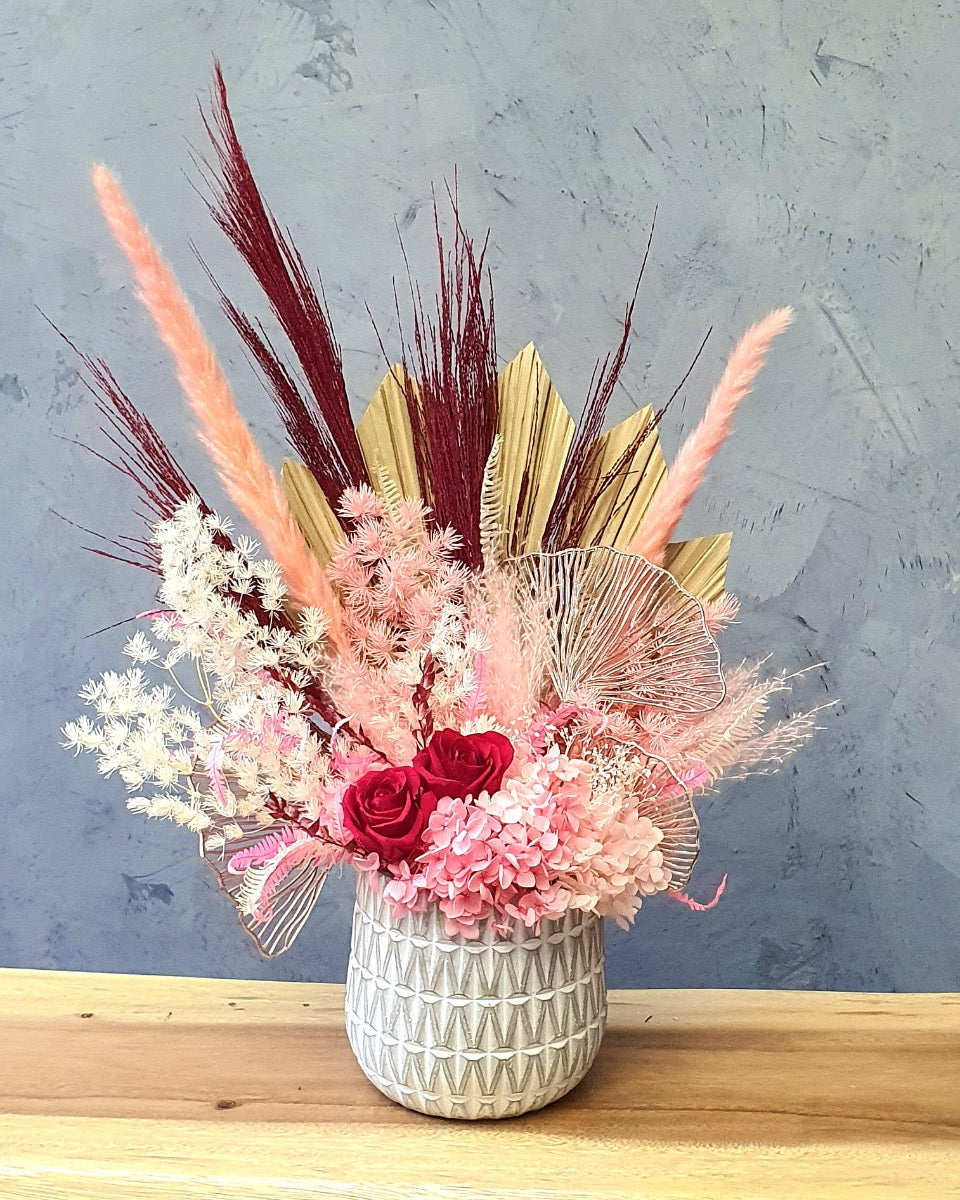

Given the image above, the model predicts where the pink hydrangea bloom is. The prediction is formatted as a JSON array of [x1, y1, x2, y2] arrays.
[[375, 746, 673, 937]]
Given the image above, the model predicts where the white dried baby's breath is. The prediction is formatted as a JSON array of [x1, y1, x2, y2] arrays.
[[163, 646, 186, 669], [61, 715, 100, 754], [298, 608, 329, 646], [127, 793, 212, 832], [123, 631, 159, 664], [69, 502, 342, 846]]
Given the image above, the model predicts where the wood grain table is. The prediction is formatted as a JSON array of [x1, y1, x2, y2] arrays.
[[0, 969, 957, 1198]]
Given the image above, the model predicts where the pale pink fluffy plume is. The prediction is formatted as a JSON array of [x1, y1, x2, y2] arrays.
[[637, 660, 818, 784], [630, 307, 793, 564], [703, 592, 740, 636], [91, 165, 347, 647], [463, 569, 548, 730]]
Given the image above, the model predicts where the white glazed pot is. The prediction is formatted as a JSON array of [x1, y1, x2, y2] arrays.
[[344, 871, 607, 1119]]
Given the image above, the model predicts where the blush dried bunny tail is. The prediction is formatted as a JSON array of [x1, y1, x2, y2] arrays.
[[92, 165, 347, 650], [630, 307, 793, 565]]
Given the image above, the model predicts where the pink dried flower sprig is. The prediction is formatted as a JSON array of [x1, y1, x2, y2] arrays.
[[324, 489, 480, 759], [331, 487, 466, 658]]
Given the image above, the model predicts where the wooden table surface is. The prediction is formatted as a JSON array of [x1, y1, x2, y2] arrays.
[[0, 969, 958, 1199]]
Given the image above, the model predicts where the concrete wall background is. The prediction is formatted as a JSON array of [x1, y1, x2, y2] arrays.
[[2, 0, 957, 989]]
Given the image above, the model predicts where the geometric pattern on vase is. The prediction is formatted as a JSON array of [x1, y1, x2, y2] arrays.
[[344, 872, 607, 1119]]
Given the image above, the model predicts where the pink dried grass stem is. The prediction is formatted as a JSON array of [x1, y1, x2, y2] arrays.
[[630, 307, 793, 565], [669, 873, 727, 911], [91, 165, 347, 651]]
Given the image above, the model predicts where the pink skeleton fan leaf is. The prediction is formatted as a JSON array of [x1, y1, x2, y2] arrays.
[[198, 62, 369, 507], [91, 164, 349, 652], [630, 307, 793, 565]]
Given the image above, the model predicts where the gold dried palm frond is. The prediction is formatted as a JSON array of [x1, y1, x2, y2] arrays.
[[281, 365, 418, 567], [662, 532, 733, 605], [280, 459, 343, 567], [280, 345, 732, 599], [573, 405, 666, 550], [496, 343, 574, 558], [356, 366, 421, 500]]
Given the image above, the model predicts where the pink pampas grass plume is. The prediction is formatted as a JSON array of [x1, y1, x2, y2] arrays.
[[703, 592, 740, 636], [629, 307, 793, 565], [91, 165, 347, 651]]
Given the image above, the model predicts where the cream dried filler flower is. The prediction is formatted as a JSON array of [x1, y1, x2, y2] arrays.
[[64, 66, 817, 954]]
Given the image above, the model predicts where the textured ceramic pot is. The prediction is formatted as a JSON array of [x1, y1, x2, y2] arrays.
[[344, 872, 607, 1119]]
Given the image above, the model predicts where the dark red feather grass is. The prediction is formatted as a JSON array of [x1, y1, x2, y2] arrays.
[[541, 214, 710, 550], [51, 330, 211, 572], [71, 354, 350, 727], [593, 324, 711, 545], [542, 218, 655, 550], [51, 324, 356, 728], [198, 62, 368, 506], [395, 190, 499, 569]]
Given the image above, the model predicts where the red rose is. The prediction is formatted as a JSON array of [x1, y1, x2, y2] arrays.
[[341, 766, 437, 865], [413, 729, 514, 802]]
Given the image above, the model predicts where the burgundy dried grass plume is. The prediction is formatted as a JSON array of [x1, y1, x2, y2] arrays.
[[51, 333, 209, 574], [396, 195, 499, 569], [199, 61, 368, 506], [57, 341, 346, 707], [541, 216, 710, 552], [83, 354, 208, 527], [542, 232, 650, 551], [67, 339, 352, 723]]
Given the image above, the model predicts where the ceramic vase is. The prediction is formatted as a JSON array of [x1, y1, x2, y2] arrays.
[[344, 872, 607, 1119]]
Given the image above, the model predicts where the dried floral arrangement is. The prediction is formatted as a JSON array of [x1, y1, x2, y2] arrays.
[[64, 67, 817, 956]]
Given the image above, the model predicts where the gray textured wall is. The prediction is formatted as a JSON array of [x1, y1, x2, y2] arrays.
[[2, 1, 957, 990]]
